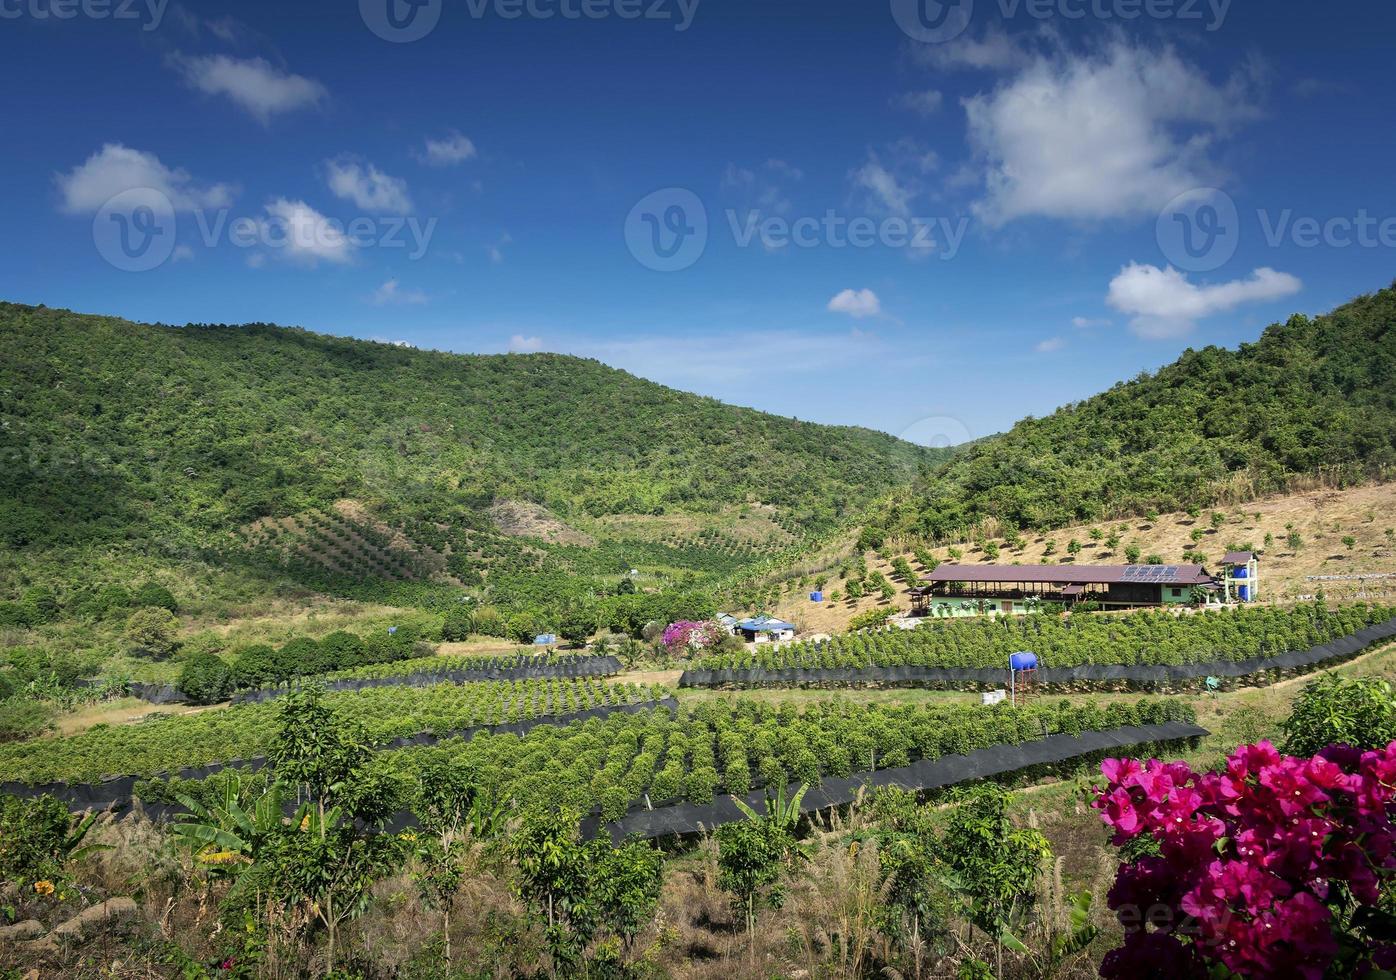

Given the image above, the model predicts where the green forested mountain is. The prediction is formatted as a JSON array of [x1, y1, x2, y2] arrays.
[[876, 283, 1396, 540], [0, 303, 937, 609]]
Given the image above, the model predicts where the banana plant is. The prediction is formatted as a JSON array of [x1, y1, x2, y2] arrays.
[[173, 777, 285, 876], [732, 780, 808, 835]]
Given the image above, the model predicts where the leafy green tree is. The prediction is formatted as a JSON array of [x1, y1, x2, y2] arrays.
[[558, 608, 596, 647], [507, 807, 662, 974], [274, 637, 319, 682], [718, 784, 809, 947], [408, 759, 499, 965], [1124, 543, 1141, 563], [124, 606, 180, 657], [264, 688, 401, 973], [317, 631, 365, 670], [939, 786, 1051, 968], [1343, 535, 1357, 550], [508, 612, 541, 644], [231, 644, 277, 689], [1066, 539, 1081, 558], [178, 652, 233, 704], [440, 606, 475, 642]]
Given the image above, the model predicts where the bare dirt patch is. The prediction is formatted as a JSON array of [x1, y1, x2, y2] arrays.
[[489, 500, 595, 546]]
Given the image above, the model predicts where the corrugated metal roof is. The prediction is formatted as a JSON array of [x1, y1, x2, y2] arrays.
[[1223, 551, 1256, 565], [737, 616, 795, 632], [924, 563, 1215, 586]]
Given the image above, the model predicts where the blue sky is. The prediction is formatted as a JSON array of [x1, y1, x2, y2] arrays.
[[2, 0, 1394, 443]]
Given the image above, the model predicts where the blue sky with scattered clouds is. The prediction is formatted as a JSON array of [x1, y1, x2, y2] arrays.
[[2, 0, 1394, 443]]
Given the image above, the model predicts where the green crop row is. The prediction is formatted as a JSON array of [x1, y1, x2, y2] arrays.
[[379, 696, 1196, 821], [689, 603, 1393, 671], [0, 678, 665, 784]]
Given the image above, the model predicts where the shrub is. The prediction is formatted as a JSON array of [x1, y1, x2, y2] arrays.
[[0, 794, 78, 886], [133, 582, 178, 612], [177, 652, 234, 705], [0, 699, 55, 743], [848, 607, 895, 632], [1282, 674, 1396, 756], [0, 602, 35, 628], [19, 586, 58, 622]]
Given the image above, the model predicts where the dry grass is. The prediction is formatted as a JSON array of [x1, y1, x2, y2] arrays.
[[54, 699, 218, 736]]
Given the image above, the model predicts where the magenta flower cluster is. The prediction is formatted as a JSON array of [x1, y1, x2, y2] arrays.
[[1093, 740, 1396, 979], [661, 620, 719, 652]]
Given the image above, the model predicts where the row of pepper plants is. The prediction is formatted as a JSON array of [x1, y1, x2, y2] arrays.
[[687, 602, 1393, 671]]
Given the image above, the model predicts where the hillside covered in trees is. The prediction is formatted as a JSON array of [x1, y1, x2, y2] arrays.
[[0, 303, 947, 626], [0, 302, 936, 552], [876, 283, 1396, 541]]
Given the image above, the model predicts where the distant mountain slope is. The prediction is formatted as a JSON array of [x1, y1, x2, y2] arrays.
[[877, 283, 1396, 539], [0, 303, 939, 556]]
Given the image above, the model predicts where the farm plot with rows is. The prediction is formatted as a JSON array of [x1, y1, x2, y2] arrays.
[[0, 678, 664, 784], [687, 603, 1392, 672]]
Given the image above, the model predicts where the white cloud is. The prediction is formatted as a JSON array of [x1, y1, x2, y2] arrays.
[[963, 42, 1261, 225], [370, 278, 428, 305], [172, 244, 196, 263], [896, 89, 944, 115], [325, 158, 412, 214], [55, 143, 234, 213], [1106, 263, 1301, 339], [912, 24, 1032, 72], [171, 54, 326, 123], [258, 198, 354, 265], [1072, 316, 1111, 329], [488, 231, 513, 264], [420, 131, 477, 166], [827, 288, 882, 319], [852, 158, 913, 216], [1035, 336, 1066, 352], [722, 159, 802, 217], [508, 334, 544, 353]]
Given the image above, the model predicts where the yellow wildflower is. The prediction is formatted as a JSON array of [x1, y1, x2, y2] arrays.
[[33, 880, 55, 895]]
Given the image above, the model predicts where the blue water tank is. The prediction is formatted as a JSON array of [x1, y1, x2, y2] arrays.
[[1238, 586, 1250, 602], [1234, 568, 1249, 580], [1009, 652, 1039, 671], [810, 592, 824, 603]]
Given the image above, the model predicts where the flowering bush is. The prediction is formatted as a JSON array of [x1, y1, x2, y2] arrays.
[[661, 620, 721, 654], [1093, 741, 1396, 979]]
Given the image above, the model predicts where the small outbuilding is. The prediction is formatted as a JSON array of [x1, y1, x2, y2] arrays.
[[736, 616, 796, 644]]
